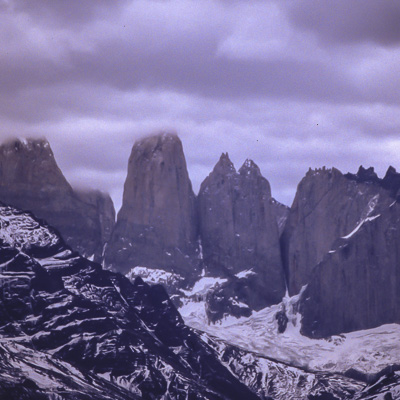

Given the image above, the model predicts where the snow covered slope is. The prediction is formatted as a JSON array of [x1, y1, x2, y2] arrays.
[[180, 290, 400, 375], [199, 332, 366, 400], [0, 340, 139, 400], [0, 204, 259, 400]]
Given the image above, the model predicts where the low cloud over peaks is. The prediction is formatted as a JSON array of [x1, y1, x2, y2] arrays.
[[0, 0, 399, 210]]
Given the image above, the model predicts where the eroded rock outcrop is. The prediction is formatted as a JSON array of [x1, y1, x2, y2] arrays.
[[197, 154, 286, 320], [281, 166, 395, 296], [105, 133, 199, 279], [0, 138, 115, 260]]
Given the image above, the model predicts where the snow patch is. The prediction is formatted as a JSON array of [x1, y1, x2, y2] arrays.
[[235, 269, 255, 279], [126, 266, 182, 286], [0, 206, 60, 250], [181, 276, 227, 297], [342, 214, 381, 239]]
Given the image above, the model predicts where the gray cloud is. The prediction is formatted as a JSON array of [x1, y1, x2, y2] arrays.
[[0, 0, 399, 211], [286, 0, 400, 46], [12, 0, 127, 26]]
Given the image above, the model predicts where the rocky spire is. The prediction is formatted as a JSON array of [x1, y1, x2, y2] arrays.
[[197, 156, 286, 317], [300, 199, 400, 337], [281, 166, 396, 296], [105, 133, 199, 277], [0, 137, 72, 194], [382, 166, 400, 196], [0, 137, 115, 260]]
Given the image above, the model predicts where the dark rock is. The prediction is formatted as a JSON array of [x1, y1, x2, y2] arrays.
[[351, 369, 400, 400], [344, 365, 400, 385], [270, 198, 290, 236], [205, 280, 253, 323], [0, 138, 115, 260], [382, 166, 400, 196], [75, 188, 116, 255], [300, 200, 400, 337], [307, 393, 339, 400], [345, 165, 380, 183], [281, 167, 395, 295], [345, 165, 400, 197], [105, 133, 199, 279], [275, 309, 288, 333], [198, 155, 286, 314], [0, 203, 260, 400]]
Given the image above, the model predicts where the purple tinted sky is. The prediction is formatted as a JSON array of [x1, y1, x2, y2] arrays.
[[1, 0, 400, 211]]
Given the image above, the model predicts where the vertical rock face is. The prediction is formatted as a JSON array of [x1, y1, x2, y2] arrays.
[[270, 198, 290, 236], [75, 189, 116, 256], [197, 154, 286, 316], [281, 166, 394, 296], [300, 199, 400, 338], [0, 138, 115, 260], [105, 133, 199, 278]]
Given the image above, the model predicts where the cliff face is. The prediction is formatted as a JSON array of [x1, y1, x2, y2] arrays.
[[279, 165, 400, 337], [300, 199, 400, 338], [74, 189, 116, 257], [197, 155, 286, 318], [0, 138, 115, 260], [105, 133, 199, 278], [281, 166, 394, 296]]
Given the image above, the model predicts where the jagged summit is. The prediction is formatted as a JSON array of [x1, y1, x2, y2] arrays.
[[344, 165, 400, 196], [305, 166, 342, 178], [345, 165, 380, 183], [210, 152, 236, 176], [197, 152, 285, 320], [382, 165, 400, 196], [384, 165, 397, 177], [238, 158, 262, 175]]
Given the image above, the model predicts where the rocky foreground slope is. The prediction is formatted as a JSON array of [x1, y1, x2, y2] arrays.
[[0, 138, 115, 261], [2, 203, 399, 399], [0, 203, 259, 399]]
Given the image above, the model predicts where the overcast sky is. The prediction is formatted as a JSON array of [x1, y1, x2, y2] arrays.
[[1, 0, 400, 211]]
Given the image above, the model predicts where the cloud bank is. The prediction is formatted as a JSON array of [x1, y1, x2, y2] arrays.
[[1, 0, 399, 210]]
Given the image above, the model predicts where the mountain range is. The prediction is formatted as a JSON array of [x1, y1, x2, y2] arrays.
[[0, 134, 399, 399]]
